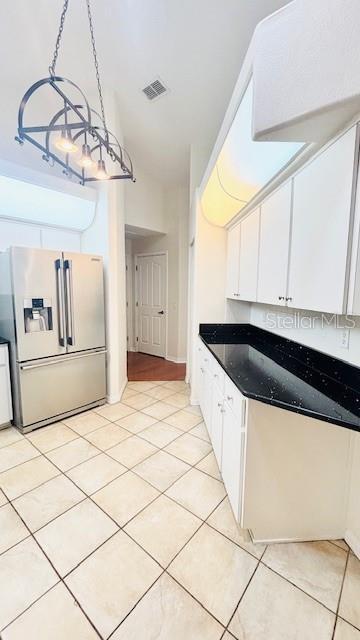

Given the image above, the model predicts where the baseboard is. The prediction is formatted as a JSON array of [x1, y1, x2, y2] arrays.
[[165, 355, 186, 364], [345, 529, 360, 560], [251, 532, 345, 545], [107, 377, 128, 405]]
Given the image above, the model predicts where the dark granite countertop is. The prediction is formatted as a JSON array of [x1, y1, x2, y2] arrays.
[[199, 324, 360, 432], [0, 337, 9, 345]]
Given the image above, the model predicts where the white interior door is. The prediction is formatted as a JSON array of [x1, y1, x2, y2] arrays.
[[125, 255, 134, 351], [137, 253, 167, 357]]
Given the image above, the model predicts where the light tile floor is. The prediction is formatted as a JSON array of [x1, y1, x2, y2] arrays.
[[0, 380, 359, 639]]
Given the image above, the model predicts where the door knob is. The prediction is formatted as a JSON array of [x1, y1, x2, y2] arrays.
[[158, 310, 164, 315]]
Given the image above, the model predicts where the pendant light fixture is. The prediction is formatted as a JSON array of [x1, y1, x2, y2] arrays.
[[15, 0, 135, 185]]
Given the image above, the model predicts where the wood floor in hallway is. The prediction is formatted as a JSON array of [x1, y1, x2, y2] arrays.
[[127, 352, 186, 381]]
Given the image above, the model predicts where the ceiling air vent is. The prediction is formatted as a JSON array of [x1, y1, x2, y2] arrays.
[[142, 78, 168, 101]]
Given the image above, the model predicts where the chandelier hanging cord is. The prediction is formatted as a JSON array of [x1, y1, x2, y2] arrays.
[[15, 0, 135, 183], [49, 0, 69, 77], [85, 0, 108, 137]]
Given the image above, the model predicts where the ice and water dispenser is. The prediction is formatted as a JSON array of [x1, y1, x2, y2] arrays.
[[23, 298, 53, 333]]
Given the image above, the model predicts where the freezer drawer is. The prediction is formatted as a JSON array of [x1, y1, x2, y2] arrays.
[[17, 350, 106, 427]]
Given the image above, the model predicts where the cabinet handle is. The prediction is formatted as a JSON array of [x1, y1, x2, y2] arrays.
[[204, 358, 208, 362], [214, 373, 218, 378], [200, 367, 204, 373], [227, 395, 233, 402], [220, 408, 226, 413], [217, 402, 222, 407], [286, 297, 293, 302], [278, 296, 285, 301]]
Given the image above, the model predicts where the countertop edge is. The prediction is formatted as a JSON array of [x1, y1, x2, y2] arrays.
[[199, 335, 360, 433]]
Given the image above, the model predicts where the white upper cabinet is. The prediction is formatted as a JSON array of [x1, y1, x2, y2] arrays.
[[226, 223, 241, 299], [288, 126, 357, 314], [258, 183, 292, 306], [238, 209, 260, 302]]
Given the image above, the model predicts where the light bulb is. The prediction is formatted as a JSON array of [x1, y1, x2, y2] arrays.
[[54, 129, 78, 154], [77, 143, 95, 168], [95, 159, 109, 180]]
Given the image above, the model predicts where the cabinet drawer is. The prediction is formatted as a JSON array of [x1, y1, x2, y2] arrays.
[[201, 350, 212, 370], [224, 375, 245, 421], [211, 357, 225, 392]]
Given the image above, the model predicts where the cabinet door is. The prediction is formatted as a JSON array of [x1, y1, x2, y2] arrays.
[[210, 382, 224, 469], [288, 126, 357, 314], [199, 361, 213, 432], [226, 223, 241, 299], [0, 347, 12, 426], [258, 183, 292, 305], [238, 209, 260, 302], [222, 397, 246, 522]]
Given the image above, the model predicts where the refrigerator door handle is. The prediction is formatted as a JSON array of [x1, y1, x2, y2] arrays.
[[64, 259, 75, 346], [55, 259, 65, 347], [20, 349, 107, 371]]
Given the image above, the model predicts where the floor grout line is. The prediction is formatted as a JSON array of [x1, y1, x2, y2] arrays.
[[1, 383, 357, 638], [336, 615, 360, 634], [1, 412, 235, 638], [0, 487, 104, 640], [258, 560, 347, 619], [331, 546, 351, 640]]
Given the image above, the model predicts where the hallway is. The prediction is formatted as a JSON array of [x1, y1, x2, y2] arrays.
[[127, 352, 186, 381]]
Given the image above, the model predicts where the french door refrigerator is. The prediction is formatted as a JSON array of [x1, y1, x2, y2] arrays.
[[0, 246, 106, 433]]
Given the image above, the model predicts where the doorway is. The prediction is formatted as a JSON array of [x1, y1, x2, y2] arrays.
[[135, 252, 167, 358]]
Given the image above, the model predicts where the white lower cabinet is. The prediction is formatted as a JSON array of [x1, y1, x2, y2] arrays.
[[196, 339, 352, 545], [221, 399, 246, 522], [210, 382, 224, 468], [0, 345, 13, 427], [197, 339, 247, 524]]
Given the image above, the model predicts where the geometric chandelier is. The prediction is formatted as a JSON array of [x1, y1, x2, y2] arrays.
[[15, 0, 135, 184]]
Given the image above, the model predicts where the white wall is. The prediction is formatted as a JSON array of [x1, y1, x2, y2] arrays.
[[131, 185, 189, 363], [249, 303, 360, 367], [82, 90, 128, 403], [0, 218, 81, 253], [124, 164, 165, 234], [189, 192, 227, 399], [0, 156, 96, 253]]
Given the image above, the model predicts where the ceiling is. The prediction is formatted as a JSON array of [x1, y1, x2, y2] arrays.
[[0, 0, 289, 186]]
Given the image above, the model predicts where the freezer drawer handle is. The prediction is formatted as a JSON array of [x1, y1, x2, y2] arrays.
[[64, 259, 75, 347], [55, 259, 65, 347], [20, 350, 107, 371]]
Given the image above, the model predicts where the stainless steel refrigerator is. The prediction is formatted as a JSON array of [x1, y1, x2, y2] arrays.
[[0, 246, 106, 433]]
